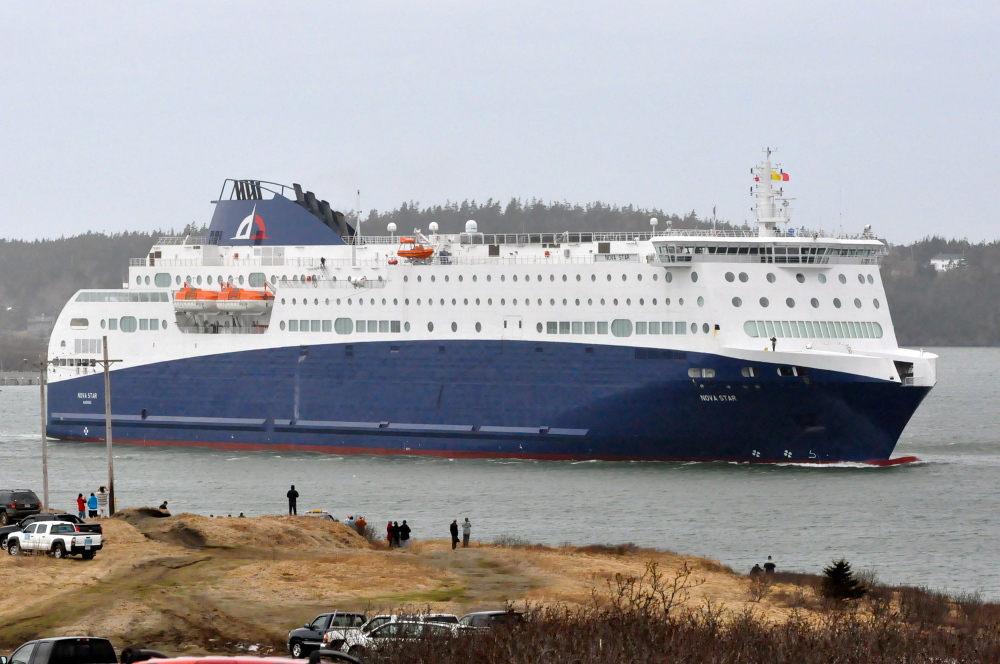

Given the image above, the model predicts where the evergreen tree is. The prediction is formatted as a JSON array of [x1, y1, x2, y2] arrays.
[[820, 559, 868, 601]]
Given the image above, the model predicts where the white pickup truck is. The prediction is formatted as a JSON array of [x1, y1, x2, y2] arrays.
[[5, 521, 103, 559]]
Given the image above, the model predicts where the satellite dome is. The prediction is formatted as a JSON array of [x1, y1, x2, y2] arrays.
[[465, 219, 478, 233], [387, 222, 397, 233], [650, 217, 658, 227], [429, 222, 439, 233]]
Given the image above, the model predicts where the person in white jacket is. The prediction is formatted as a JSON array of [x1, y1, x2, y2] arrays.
[[96, 486, 109, 518], [462, 518, 472, 547]]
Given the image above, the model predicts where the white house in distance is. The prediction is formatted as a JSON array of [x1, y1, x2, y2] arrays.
[[930, 253, 966, 272]]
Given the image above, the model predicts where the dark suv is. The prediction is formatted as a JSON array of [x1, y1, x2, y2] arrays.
[[288, 612, 367, 658], [0, 491, 41, 525]]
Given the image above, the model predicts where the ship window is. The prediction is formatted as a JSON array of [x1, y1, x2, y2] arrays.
[[356, 320, 366, 333], [613, 299, 618, 306], [136, 276, 141, 285], [450, 322, 457, 332], [738, 272, 748, 283], [674, 322, 686, 334], [854, 298, 862, 308], [609, 319, 633, 337], [139, 319, 149, 331], [427, 322, 434, 332], [833, 298, 842, 308], [139, 292, 150, 302], [280, 321, 286, 331], [760, 297, 769, 307], [572, 322, 583, 334], [195, 275, 202, 286], [120, 317, 137, 333], [873, 299, 880, 309], [867, 274, 874, 284], [299, 319, 308, 331], [70, 318, 89, 330], [585, 322, 596, 334], [796, 273, 805, 283], [154, 273, 171, 287], [743, 321, 759, 337], [367, 319, 376, 332], [858, 274, 865, 284], [376, 320, 386, 333], [810, 298, 819, 308], [311, 320, 321, 332], [703, 323, 711, 334], [100, 319, 106, 329], [597, 322, 609, 334], [741, 366, 758, 377], [873, 322, 883, 338], [207, 276, 214, 285], [839, 274, 847, 284], [335, 318, 352, 334], [777, 366, 796, 377], [665, 271, 673, 283], [249, 273, 265, 287], [649, 322, 660, 334], [697, 296, 704, 307], [108, 318, 117, 331], [691, 272, 698, 282], [766, 273, 775, 283], [636, 321, 647, 335], [725, 272, 735, 282], [558, 321, 570, 334], [732, 297, 742, 307], [175, 276, 181, 285], [786, 298, 795, 308], [270, 275, 277, 285]]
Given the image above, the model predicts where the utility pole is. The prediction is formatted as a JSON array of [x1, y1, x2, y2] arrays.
[[24, 353, 52, 512], [96, 336, 122, 516]]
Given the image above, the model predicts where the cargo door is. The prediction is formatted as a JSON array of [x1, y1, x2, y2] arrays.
[[502, 316, 523, 340]]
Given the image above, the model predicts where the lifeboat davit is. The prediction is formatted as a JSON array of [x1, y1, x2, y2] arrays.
[[215, 283, 275, 313], [397, 237, 434, 260], [174, 284, 219, 312]]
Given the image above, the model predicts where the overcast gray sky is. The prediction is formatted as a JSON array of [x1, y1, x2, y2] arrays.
[[1, 2, 996, 242]]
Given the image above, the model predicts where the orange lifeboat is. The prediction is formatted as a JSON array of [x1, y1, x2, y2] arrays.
[[216, 283, 274, 312], [174, 284, 219, 312], [397, 237, 434, 260]]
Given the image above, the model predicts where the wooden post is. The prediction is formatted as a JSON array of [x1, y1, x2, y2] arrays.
[[38, 352, 48, 513], [102, 336, 115, 516]]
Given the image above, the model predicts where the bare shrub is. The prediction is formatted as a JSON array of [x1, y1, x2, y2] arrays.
[[954, 590, 987, 625], [492, 533, 532, 548], [362, 524, 387, 547], [744, 574, 773, 604], [897, 586, 951, 626], [574, 543, 638, 556], [598, 560, 704, 619]]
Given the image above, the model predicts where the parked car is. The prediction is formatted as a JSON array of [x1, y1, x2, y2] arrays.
[[343, 621, 455, 657], [0, 514, 100, 551], [6, 521, 103, 559], [288, 612, 367, 658], [0, 490, 42, 525], [302, 511, 338, 522], [2, 637, 117, 664], [322, 613, 458, 650], [458, 610, 524, 628]]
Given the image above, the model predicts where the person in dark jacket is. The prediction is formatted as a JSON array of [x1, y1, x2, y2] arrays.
[[399, 520, 411, 548], [286, 485, 299, 515], [392, 521, 401, 548], [449, 520, 459, 550]]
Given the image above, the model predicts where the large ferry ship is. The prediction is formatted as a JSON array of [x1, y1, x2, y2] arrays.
[[45, 153, 936, 463]]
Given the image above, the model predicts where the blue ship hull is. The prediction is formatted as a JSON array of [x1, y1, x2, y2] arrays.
[[46, 340, 930, 463]]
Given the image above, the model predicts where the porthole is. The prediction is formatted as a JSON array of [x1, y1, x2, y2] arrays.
[[665, 298, 671, 305], [431, 275, 436, 282], [725, 272, 735, 282], [591, 274, 596, 282], [292, 298, 297, 305], [208, 276, 214, 285], [451, 322, 457, 332], [678, 298, 684, 305], [477, 322, 482, 332], [512, 275, 517, 282], [404, 322, 411, 331], [445, 275, 450, 282], [666, 272, 673, 283], [464, 298, 468, 305], [638, 298, 642, 306], [796, 273, 805, 283], [691, 272, 698, 283], [281, 298, 286, 305], [810, 298, 819, 308], [622, 274, 627, 282], [703, 323, 710, 334], [452, 298, 456, 305], [690, 323, 697, 334], [536, 323, 542, 332], [162, 320, 167, 329], [175, 276, 181, 285], [874, 299, 881, 309], [476, 298, 480, 305], [280, 321, 286, 330], [501, 299, 505, 305], [472, 275, 477, 282], [550, 275, 555, 282], [136, 276, 141, 285], [488, 298, 492, 305], [576, 299, 580, 305], [613, 299, 619, 305], [501, 275, 506, 282], [786, 298, 795, 308], [854, 298, 862, 308], [637, 274, 642, 282], [537, 299, 542, 306], [626, 299, 631, 305], [459, 275, 464, 282], [653, 273, 658, 281], [739, 272, 748, 283], [100, 319, 106, 329], [563, 275, 568, 282], [238, 275, 245, 285], [652, 298, 656, 305], [486, 275, 492, 282], [867, 274, 874, 284], [839, 274, 847, 284], [144, 276, 150, 285], [550, 299, 555, 306], [766, 273, 776, 283], [537, 275, 542, 282], [833, 298, 842, 308], [428, 322, 434, 332], [524, 274, 529, 282], [760, 297, 769, 307], [563, 299, 568, 305], [606, 274, 612, 282], [858, 274, 865, 284], [417, 276, 422, 282], [195, 276, 202, 285], [513, 299, 517, 305], [818, 273, 827, 283], [601, 298, 606, 305], [404, 276, 409, 283], [732, 297, 742, 307], [697, 296, 704, 307], [588, 299, 593, 305], [576, 275, 582, 282]]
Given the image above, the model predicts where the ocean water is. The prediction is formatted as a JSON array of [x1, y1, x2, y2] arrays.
[[1, 347, 998, 597]]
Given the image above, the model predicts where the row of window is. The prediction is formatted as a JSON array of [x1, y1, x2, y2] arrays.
[[293, 295, 691, 308], [77, 291, 170, 303], [743, 320, 884, 340], [724, 271, 876, 285], [279, 319, 410, 334], [543, 321, 697, 336], [736, 297, 880, 309], [66, 317, 167, 332]]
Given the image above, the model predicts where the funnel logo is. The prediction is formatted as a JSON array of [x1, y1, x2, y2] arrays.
[[232, 203, 269, 240]]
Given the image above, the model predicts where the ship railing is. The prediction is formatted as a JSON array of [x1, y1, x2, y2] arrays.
[[176, 325, 269, 335], [348, 228, 882, 245], [277, 277, 387, 290], [655, 254, 884, 266], [155, 236, 211, 246]]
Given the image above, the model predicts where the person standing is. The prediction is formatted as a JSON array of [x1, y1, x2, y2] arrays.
[[392, 521, 401, 548], [770, 336, 777, 352], [76, 493, 86, 519], [87, 492, 98, 518], [386, 521, 394, 548], [399, 520, 411, 548], [764, 556, 777, 574], [449, 520, 459, 550], [286, 485, 299, 515], [462, 518, 472, 548], [355, 515, 367, 536], [96, 486, 109, 518]]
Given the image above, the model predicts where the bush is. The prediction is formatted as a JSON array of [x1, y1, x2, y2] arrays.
[[820, 559, 867, 601]]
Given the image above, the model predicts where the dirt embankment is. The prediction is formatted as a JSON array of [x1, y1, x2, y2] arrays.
[[0, 510, 806, 655]]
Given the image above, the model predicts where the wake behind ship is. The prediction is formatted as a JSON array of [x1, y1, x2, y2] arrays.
[[45, 153, 936, 463]]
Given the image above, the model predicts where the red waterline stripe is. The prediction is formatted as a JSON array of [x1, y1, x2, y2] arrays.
[[55, 436, 920, 466]]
